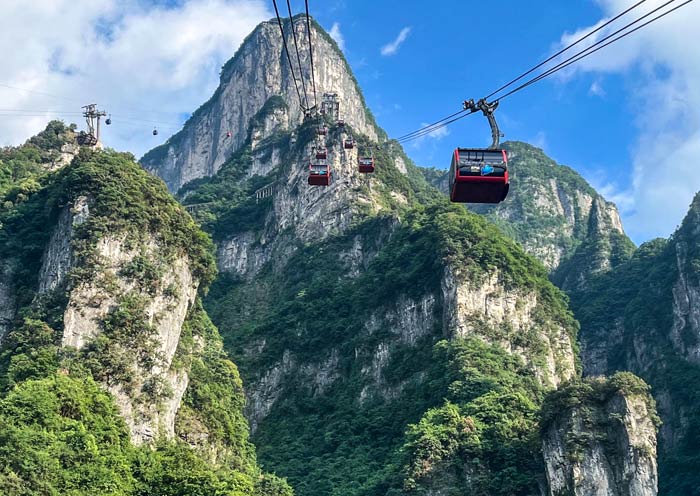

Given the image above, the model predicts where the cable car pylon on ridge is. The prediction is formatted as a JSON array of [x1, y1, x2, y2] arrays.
[[448, 98, 509, 204]]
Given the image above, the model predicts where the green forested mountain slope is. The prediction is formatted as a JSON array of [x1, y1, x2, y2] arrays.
[[143, 17, 659, 496], [0, 128, 291, 495], [571, 193, 700, 495]]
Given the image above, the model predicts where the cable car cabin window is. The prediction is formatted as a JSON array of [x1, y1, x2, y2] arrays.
[[310, 165, 328, 175], [449, 148, 509, 204], [308, 162, 331, 186], [358, 157, 375, 173], [458, 163, 506, 177]]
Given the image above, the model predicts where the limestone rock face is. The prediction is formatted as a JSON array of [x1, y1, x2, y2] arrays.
[[141, 17, 378, 193], [38, 196, 90, 294], [574, 196, 700, 461], [542, 379, 658, 496], [442, 267, 576, 388], [32, 194, 200, 445], [62, 237, 198, 444], [0, 262, 15, 342], [671, 240, 700, 364]]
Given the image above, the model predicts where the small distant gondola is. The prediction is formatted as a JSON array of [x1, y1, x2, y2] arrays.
[[358, 155, 375, 174], [344, 138, 354, 149], [315, 147, 327, 160], [308, 159, 331, 186]]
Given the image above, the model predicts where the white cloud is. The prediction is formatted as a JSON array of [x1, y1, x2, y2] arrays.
[[407, 122, 449, 149], [556, 0, 700, 241], [380, 27, 411, 56], [329, 22, 345, 51], [425, 124, 449, 139], [531, 131, 548, 150], [0, 0, 270, 157], [589, 79, 606, 97]]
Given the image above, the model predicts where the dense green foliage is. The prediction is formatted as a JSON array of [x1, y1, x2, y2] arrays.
[[399, 339, 545, 495], [0, 129, 291, 495], [198, 161, 578, 496], [0, 375, 136, 495], [0, 120, 76, 199], [0, 374, 293, 496]]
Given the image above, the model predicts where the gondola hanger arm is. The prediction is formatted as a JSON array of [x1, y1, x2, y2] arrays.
[[463, 98, 503, 149]]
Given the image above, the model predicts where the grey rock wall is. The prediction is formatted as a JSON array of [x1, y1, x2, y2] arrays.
[[543, 384, 658, 496]]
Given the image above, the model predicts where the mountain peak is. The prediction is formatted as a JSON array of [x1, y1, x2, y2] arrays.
[[141, 17, 380, 193]]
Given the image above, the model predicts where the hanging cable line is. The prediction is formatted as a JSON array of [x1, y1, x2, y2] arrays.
[[397, 110, 476, 144], [304, 0, 318, 109], [396, 0, 651, 142], [395, 0, 692, 144], [272, 0, 305, 109], [394, 109, 471, 142], [0, 109, 83, 114], [0, 107, 184, 131], [0, 83, 84, 103], [495, 0, 685, 102], [286, 0, 310, 110], [484, 0, 649, 101]]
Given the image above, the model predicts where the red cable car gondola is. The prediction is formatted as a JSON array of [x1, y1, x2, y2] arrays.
[[344, 138, 354, 149], [449, 98, 509, 204], [358, 155, 375, 174], [308, 159, 331, 186], [449, 149, 508, 203], [315, 147, 327, 160], [318, 126, 328, 137]]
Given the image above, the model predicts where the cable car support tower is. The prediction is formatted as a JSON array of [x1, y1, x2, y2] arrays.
[[78, 103, 108, 147]]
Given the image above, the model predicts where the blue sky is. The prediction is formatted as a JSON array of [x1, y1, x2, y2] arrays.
[[311, 1, 634, 172], [1, 0, 698, 243]]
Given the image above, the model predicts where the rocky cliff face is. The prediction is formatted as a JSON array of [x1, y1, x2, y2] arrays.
[[141, 16, 379, 193], [0, 127, 293, 494], [24, 184, 202, 444], [542, 375, 659, 496], [442, 266, 576, 388], [669, 200, 700, 365], [0, 263, 14, 341], [569, 194, 700, 493]]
